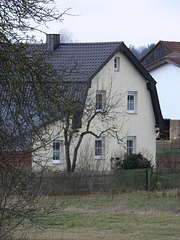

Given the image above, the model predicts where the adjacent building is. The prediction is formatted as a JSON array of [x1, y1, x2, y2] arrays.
[[141, 41, 180, 120]]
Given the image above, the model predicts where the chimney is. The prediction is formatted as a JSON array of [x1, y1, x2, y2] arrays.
[[46, 34, 60, 52]]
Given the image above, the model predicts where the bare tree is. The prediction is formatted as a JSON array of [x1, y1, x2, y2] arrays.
[[0, 154, 50, 239], [59, 29, 74, 43], [129, 43, 155, 60], [61, 78, 125, 172], [0, 0, 71, 238]]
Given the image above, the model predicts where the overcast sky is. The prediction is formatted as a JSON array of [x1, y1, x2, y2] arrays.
[[37, 0, 180, 47]]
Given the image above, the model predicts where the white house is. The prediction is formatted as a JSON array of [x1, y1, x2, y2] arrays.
[[32, 34, 163, 172], [141, 41, 180, 120]]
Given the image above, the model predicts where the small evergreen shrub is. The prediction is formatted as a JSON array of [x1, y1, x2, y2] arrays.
[[121, 153, 151, 169]]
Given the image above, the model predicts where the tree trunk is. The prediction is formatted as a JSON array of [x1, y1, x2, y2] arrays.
[[65, 143, 71, 172], [64, 122, 71, 172], [71, 134, 84, 172]]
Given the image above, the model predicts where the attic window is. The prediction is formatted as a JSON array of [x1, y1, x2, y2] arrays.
[[114, 57, 120, 71]]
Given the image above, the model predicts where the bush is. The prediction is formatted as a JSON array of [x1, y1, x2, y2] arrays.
[[122, 153, 151, 169], [113, 153, 152, 170]]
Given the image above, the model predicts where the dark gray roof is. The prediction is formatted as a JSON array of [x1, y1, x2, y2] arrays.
[[44, 41, 164, 129], [0, 39, 165, 154], [47, 42, 123, 82]]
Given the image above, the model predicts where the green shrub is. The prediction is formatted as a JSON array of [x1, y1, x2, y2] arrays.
[[122, 153, 151, 169], [116, 153, 152, 170]]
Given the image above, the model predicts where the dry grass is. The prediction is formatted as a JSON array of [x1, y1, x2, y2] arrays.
[[13, 190, 180, 240]]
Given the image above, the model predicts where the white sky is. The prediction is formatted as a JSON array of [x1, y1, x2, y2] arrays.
[[37, 0, 180, 47]]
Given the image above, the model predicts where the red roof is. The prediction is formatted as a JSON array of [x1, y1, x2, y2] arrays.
[[146, 51, 180, 71], [166, 51, 180, 65], [141, 41, 180, 68], [160, 41, 180, 53]]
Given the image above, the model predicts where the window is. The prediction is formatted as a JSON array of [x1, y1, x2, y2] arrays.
[[72, 111, 82, 129], [95, 137, 104, 159], [96, 91, 105, 112], [127, 137, 135, 155], [114, 57, 119, 71], [53, 141, 62, 164], [127, 92, 136, 113]]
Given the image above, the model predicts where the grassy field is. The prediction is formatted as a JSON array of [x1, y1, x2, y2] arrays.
[[13, 190, 180, 240]]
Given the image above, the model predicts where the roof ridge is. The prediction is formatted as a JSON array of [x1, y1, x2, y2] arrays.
[[160, 40, 180, 43], [59, 41, 123, 45]]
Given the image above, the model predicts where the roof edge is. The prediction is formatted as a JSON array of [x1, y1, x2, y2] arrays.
[[87, 42, 163, 129], [140, 42, 159, 62], [121, 43, 164, 129], [87, 42, 124, 83], [121, 43, 157, 84]]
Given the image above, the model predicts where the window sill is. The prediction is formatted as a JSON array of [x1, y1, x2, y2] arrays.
[[95, 156, 105, 160], [53, 161, 62, 165], [127, 111, 137, 115], [96, 109, 104, 113]]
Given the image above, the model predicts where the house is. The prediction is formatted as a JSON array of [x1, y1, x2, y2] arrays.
[[141, 41, 180, 120], [141, 41, 180, 168], [32, 34, 163, 172], [156, 119, 180, 168]]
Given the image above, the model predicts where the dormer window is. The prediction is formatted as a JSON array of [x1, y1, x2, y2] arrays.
[[114, 57, 119, 71], [96, 91, 105, 112]]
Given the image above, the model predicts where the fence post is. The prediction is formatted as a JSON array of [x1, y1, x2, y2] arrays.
[[89, 173, 94, 193], [146, 169, 151, 191]]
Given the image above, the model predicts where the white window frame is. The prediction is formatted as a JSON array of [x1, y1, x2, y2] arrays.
[[96, 91, 105, 112], [95, 137, 104, 159], [53, 140, 62, 164], [127, 137, 135, 155], [127, 92, 136, 113], [114, 57, 119, 71]]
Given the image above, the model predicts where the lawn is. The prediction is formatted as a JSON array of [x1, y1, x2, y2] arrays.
[[13, 190, 180, 240]]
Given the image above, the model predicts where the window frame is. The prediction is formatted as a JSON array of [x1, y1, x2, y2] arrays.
[[96, 91, 105, 112], [127, 136, 135, 155], [95, 137, 104, 159], [127, 91, 136, 113], [114, 57, 119, 71], [53, 140, 62, 164]]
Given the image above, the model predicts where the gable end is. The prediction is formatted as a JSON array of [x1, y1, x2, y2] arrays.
[[141, 42, 171, 67]]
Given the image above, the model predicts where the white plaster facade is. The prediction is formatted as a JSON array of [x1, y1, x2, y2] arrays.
[[150, 63, 180, 120], [32, 51, 158, 171]]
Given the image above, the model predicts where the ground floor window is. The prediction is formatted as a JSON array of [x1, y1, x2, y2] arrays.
[[127, 137, 135, 155], [95, 137, 104, 159], [53, 140, 62, 164]]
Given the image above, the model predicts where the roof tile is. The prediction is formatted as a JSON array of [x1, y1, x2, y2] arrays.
[[47, 42, 123, 82], [160, 41, 180, 53]]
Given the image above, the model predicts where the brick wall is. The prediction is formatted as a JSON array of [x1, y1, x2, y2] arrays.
[[0, 151, 32, 168], [170, 120, 180, 148]]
